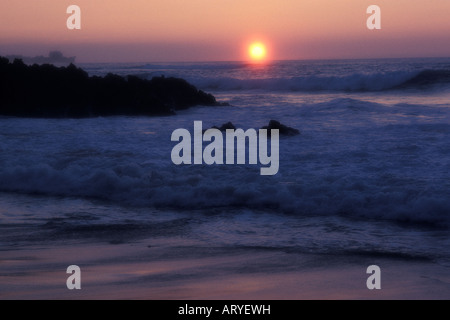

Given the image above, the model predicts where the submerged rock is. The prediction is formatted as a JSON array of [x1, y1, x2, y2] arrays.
[[261, 120, 300, 136], [203, 120, 300, 137], [0, 56, 224, 118], [203, 122, 237, 133], [212, 122, 237, 131]]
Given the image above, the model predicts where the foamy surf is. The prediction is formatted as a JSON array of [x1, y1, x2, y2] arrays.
[[2, 57, 450, 299]]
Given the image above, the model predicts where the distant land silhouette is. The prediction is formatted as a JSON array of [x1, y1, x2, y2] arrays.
[[5, 51, 76, 65], [0, 56, 226, 118]]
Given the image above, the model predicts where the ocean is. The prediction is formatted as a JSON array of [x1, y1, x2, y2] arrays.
[[1, 58, 450, 298]]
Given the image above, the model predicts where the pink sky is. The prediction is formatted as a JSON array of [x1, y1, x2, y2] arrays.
[[1, 0, 450, 62]]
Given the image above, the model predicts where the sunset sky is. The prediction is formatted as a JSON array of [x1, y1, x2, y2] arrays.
[[1, 0, 450, 62]]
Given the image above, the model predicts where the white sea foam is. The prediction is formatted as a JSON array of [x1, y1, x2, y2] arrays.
[[81, 59, 450, 93], [2, 58, 450, 266], [185, 71, 419, 92], [0, 95, 449, 226]]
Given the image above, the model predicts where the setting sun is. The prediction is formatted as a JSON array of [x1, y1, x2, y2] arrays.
[[249, 43, 267, 61]]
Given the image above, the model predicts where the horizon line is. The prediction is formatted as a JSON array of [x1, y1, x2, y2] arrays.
[[2, 53, 450, 65]]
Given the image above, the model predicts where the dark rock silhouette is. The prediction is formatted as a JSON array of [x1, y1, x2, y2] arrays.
[[212, 122, 237, 131], [0, 57, 225, 118], [202, 120, 299, 137], [203, 121, 237, 133], [261, 120, 300, 136]]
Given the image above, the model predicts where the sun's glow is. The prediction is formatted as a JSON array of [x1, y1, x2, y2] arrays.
[[249, 43, 267, 61]]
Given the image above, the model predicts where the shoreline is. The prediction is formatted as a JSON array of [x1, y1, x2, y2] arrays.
[[1, 58, 450, 301], [2, 240, 450, 300]]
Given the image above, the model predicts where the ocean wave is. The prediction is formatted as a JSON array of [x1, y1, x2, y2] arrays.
[[184, 69, 450, 92], [0, 162, 449, 227], [395, 69, 450, 88]]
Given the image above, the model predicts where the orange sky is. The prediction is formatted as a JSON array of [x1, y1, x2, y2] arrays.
[[1, 0, 450, 62]]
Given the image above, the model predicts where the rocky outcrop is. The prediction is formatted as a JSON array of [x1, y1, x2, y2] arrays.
[[0, 57, 225, 118], [261, 120, 300, 136], [203, 120, 300, 137]]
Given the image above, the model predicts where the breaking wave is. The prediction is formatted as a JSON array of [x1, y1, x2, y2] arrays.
[[185, 69, 450, 92], [0, 161, 449, 227]]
